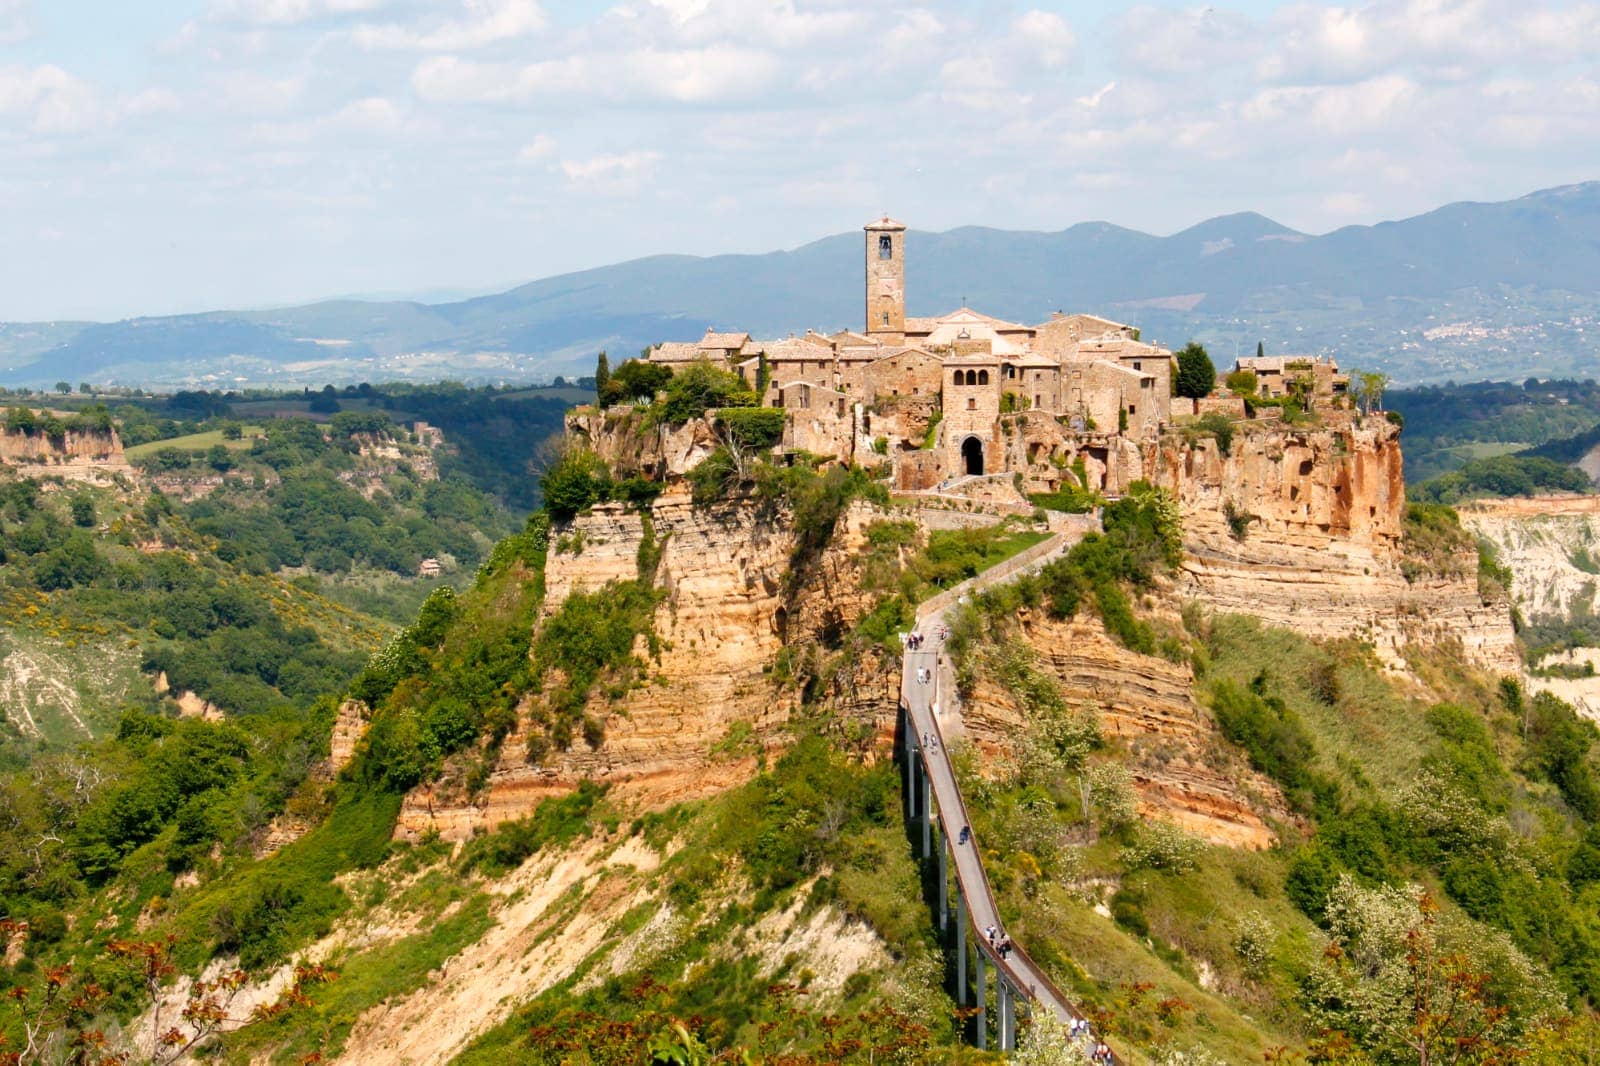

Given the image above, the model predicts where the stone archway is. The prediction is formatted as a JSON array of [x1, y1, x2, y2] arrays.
[[961, 436, 984, 476]]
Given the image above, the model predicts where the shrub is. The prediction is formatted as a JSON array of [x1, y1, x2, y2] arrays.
[[715, 407, 785, 450], [1193, 412, 1235, 456], [1208, 675, 1336, 816], [688, 447, 739, 506], [540, 446, 612, 521], [1224, 369, 1257, 396], [661, 361, 756, 423], [1120, 822, 1203, 872], [457, 781, 606, 876]]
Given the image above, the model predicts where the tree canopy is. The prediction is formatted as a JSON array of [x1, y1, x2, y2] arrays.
[[1174, 342, 1216, 399]]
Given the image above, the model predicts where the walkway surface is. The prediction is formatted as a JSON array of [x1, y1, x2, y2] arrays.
[[901, 528, 1118, 1060]]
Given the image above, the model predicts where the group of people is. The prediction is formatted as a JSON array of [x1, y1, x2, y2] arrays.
[[907, 630, 928, 650], [1068, 1018, 1113, 1062], [920, 730, 940, 753], [915, 666, 933, 685], [983, 925, 1013, 959]]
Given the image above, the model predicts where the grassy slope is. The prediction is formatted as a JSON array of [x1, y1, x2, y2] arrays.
[[123, 426, 264, 459]]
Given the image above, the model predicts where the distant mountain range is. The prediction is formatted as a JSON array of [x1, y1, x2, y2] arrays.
[[6, 181, 1600, 388]]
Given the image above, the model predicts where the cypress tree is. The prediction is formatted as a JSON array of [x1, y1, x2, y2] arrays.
[[594, 351, 611, 404]]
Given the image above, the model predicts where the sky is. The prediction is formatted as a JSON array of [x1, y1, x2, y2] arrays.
[[1, 0, 1598, 321]]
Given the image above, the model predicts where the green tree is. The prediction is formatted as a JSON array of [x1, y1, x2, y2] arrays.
[[308, 384, 341, 414], [594, 350, 611, 404], [1174, 342, 1217, 399], [661, 360, 755, 423], [1351, 370, 1391, 415], [54, 381, 70, 395], [69, 493, 96, 527], [1256, 340, 1265, 359], [77, 381, 92, 394], [604, 359, 672, 406]]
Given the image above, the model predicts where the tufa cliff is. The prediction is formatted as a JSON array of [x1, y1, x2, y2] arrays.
[[1154, 418, 1518, 674]]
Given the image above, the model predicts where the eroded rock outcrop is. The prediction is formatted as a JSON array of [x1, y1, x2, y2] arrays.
[[0, 427, 129, 482], [962, 612, 1286, 849], [397, 493, 886, 840], [1154, 420, 1518, 674]]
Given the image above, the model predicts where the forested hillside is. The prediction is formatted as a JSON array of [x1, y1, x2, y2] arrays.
[[0, 382, 569, 772]]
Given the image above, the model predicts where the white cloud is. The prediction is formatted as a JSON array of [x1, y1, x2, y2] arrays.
[[248, 95, 421, 144], [560, 150, 661, 183], [1324, 192, 1373, 216], [0, 64, 99, 132], [352, 0, 546, 51], [0, 0, 30, 45], [413, 45, 778, 106], [1013, 10, 1076, 68], [517, 133, 554, 163], [209, 0, 388, 26], [1076, 81, 1116, 110], [7, 0, 1600, 321], [121, 88, 181, 118]]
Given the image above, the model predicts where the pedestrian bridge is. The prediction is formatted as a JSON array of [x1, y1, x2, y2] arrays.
[[898, 529, 1118, 1061]]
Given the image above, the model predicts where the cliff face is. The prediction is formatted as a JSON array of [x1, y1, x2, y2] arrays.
[[1460, 495, 1600, 622], [565, 408, 718, 478], [0, 427, 129, 480], [1462, 495, 1600, 719], [1152, 420, 1519, 674], [1151, 416, 1405, 550], [398, 494, 884, 840], [962, 612, 1286, 849]]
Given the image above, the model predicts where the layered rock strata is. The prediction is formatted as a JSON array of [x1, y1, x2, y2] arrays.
[[398, 493, 886, 840], [961, 612, 1284, 850]]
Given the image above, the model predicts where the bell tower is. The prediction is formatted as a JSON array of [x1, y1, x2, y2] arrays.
[[864, 216, 906, 342]]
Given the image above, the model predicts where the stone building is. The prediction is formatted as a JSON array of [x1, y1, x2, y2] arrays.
[[1233, 354, 1348, 403], [646, 215, 1184, 493]]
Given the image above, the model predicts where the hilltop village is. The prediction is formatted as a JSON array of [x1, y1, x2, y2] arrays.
[[642, 216, 1351, 499]]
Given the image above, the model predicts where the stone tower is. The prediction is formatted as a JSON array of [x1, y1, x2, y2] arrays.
[[864, 216, 906, 342]]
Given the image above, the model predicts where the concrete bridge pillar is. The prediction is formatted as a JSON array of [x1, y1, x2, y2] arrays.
[[920, 764, 932, 858], [955, 891, 966, 1005], [999, 978, 1014, 1051], [975, 951, 987, 1051], [937, 833, 948, 930]]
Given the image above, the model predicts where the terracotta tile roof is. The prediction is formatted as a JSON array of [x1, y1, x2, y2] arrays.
[[701, 331, 751, 349], [651, 342, 701, 362]]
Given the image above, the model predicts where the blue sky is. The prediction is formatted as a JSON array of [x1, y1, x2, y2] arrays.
[[2, 0, 1598, 320]]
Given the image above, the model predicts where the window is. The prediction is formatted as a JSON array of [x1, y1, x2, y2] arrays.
[[1034, 395, 1041, 408], [1128, 404, 1137, 415], [977, 370, 989, 385], [1133, 361, 1142, 371], [967, 397, 977, 410], [881, 311, 890, 325], [879, 234, 892, 260]]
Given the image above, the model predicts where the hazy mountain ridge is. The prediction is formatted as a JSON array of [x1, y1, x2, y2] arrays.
[[7, 181, 1600, 387]]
